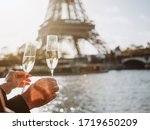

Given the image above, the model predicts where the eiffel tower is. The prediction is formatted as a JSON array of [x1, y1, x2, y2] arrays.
[[37, 0, 107, 57]]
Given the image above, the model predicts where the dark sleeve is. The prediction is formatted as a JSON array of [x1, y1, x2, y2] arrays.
[[0, 88, 7, 112], [0, 88, 7, 103], [7, 95, 30, 113]]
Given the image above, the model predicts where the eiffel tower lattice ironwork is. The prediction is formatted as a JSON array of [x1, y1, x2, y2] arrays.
[[37, 0, 107, 56]]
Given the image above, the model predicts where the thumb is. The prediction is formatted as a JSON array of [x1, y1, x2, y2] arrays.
[[15, 71, 26, 77], [16, 71, 31, 78]]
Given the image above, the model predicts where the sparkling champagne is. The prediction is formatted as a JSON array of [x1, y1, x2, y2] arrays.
[[46, 50, 58, 71], [22, 56, 35, 73]]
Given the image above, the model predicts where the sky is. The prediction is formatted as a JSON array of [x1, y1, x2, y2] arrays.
[[0, 0, 150, 54], [83, 0, 150, 49]]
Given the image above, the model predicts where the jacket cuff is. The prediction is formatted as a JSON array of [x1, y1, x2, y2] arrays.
[[7, 95, 30, 113], [0, 88, 7, 103]]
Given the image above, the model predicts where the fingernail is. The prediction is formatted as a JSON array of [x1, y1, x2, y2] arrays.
[[25, 78, 31, 82]]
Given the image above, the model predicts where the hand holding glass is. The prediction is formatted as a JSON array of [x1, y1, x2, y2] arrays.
[[22, 42, 36, 93]]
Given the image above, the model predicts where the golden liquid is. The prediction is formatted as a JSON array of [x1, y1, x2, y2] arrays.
[[22, 56, 35, 73], [46, 50, 58, 70]]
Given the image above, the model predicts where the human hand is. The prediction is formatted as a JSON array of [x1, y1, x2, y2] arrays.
[[2, 70, 31, 94], [21, 78, 59, 109], [6, 70, 31, 87]]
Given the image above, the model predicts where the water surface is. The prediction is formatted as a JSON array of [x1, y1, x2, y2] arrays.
[[36, 70, 150, 113]]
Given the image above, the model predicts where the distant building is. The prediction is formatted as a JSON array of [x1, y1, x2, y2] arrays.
[[114, 46, 122, 57]]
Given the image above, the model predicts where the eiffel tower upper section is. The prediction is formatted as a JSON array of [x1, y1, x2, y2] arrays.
[[45, 0, 89, 22], [37, 0, 106, 55]]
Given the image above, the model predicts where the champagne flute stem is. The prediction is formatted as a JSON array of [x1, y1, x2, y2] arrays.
[[21, 82, 26, 94], [51, 69, 54, 77]]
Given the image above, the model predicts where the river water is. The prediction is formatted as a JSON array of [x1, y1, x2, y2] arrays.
[[33, 70, 150, 113], [4, 70, 150, 113]]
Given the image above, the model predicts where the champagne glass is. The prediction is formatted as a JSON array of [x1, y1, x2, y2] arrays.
[[22, 42, 37, 93], [46, 35, 59, 77]]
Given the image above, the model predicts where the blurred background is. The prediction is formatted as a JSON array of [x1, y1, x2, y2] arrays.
[[0, 0, 150, 113]]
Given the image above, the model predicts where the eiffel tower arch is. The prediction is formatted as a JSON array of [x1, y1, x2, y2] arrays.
[[37, 0, 107, 57]]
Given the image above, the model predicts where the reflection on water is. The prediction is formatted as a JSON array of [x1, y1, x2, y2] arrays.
[[36, 70, 150, 113]]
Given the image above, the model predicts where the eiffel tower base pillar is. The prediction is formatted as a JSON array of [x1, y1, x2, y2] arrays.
[[74, 38, 81, 56]]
